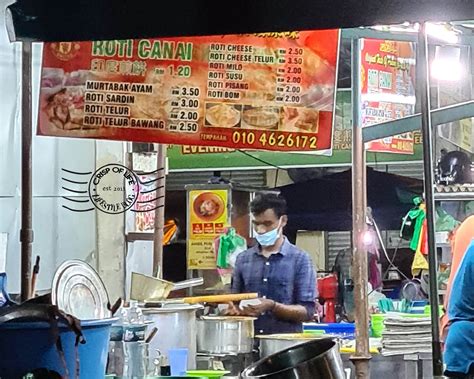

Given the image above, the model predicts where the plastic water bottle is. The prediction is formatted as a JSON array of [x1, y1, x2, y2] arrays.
[[122, 301, 147, 378], [126, 300, 144, 325]]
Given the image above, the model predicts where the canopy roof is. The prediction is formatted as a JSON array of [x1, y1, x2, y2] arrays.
[[6, 0, 474, 42]]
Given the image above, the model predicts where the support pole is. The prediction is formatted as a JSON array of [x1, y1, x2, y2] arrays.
[[152, 144, 167, 278], [20, 41, 33, 302], [350, 37, 371, 378], [418, 23, 443, 377]]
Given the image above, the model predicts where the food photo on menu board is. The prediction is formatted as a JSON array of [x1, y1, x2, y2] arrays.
[[38, 30, 339, 152]]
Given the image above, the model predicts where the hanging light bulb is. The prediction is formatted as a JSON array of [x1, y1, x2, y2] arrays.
[[425, 23, 459, 44], [362, 230, 374, 246]]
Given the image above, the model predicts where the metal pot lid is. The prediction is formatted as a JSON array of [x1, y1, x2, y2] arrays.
[[51, 260, 110, 320], [200, 315, 257, 321], [256, 333, 321, 340]]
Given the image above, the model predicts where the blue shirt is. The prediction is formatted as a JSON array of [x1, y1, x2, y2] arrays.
[[444, 240, 474, 375], [231, 238, 317, 335]]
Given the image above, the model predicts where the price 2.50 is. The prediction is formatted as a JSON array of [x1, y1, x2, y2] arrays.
[[179, 122, 198, 132]]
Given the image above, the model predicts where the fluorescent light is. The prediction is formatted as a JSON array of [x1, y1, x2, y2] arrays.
[[431, 45, 464, 81], [371, 24, 418, 33], [425, 23, 459, 44], [431, 60, 463, 81]]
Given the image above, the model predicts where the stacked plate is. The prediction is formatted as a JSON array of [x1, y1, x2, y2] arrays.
[[51, 260, 110, 320]]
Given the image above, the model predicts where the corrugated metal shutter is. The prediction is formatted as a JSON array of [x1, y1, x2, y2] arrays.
[[385, 230, 411, 249], [326, 230, 410, 276], [378, 163, 424, 180], [327, 231, 352, 270], [166, 170, 267, 191]]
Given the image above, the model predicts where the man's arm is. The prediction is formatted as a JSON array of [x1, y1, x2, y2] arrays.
[[273, 253, 316, 322], [271, 302, 311, 322]]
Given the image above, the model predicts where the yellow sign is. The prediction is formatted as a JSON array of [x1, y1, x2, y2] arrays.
[[188, 239, 216, 269], [189, 189, 229, 239], [460, 118, 473, 153], [187, 188, 230, 269]]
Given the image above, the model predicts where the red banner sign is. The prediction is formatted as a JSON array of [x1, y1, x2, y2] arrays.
[[360, 39, 416, 154], [39, 30, 339, 152]]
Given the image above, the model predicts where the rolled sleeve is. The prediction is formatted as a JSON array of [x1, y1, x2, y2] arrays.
[[231, 254, 244, 294]]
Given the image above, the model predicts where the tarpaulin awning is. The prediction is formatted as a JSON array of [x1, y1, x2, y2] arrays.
[[279, 168, 423, 231], [6, 0, 474, 42]]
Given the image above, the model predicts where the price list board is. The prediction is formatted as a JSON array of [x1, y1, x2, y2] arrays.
[[39, 30, 339, 152]]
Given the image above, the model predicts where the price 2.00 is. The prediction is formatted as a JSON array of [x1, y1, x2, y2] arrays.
[[285, 85, 301, 94], [179, 111, 199, 121], [285, 95, 301, 103]]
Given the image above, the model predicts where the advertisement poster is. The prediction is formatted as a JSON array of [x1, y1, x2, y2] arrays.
[[439, 117, 474, 154], [187, 189, 230, 269], [133, 175, 157, 232], [39, 30, 339, 152], [360, 39, 416, 154]]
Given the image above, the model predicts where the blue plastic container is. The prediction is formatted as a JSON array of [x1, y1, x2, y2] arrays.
[[0, 317, 117, 378], [303, 322, 356, 339]]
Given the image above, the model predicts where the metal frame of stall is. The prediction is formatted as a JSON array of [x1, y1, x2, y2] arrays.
[[8, 2, 474, 377], [349, 25, 474, 378]]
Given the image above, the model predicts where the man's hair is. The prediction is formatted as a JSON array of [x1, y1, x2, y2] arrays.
[[250, 192, 287, 217]]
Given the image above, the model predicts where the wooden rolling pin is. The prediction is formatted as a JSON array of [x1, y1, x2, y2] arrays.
[[182, 292, 258, 304], [145, 292, 258, 306]]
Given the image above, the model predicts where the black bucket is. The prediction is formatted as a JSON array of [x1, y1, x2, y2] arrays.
[[241, 338, 345, 379]]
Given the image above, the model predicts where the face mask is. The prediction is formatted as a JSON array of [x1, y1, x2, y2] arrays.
[[255, 219, 281, 247]]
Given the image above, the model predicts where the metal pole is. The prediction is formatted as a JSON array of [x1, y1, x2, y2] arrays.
[[417, 23, 443, 377], [20, 41, 33, 302], [350, 37, 371, 378], [152, 144, 167, 278]]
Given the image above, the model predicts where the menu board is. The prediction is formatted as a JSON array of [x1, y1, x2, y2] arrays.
[[360, 39, 416, 154], [187, 189, 230, 269], [38, 30, 339, 152]]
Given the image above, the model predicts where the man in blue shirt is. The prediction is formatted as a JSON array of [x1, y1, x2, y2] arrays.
[[228, 192, 317, 335]]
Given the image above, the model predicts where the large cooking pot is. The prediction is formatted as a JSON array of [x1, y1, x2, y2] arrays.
[[257, 333, 322, 359], [196, 316, 256, 354], [142, 304, 202, 370], [241, 338, 345, 379]]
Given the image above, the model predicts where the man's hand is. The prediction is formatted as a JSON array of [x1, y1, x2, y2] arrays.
[[221, 301, 242, 316], [240, 298, 275, 317]]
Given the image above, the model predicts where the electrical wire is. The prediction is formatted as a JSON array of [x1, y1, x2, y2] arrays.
[[369, 214, 411, 282], [237, 149, 288, 171]]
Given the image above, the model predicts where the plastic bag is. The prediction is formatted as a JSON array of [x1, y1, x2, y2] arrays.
[[436, 206, 460, 232], [216, 228, 246, 269]]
